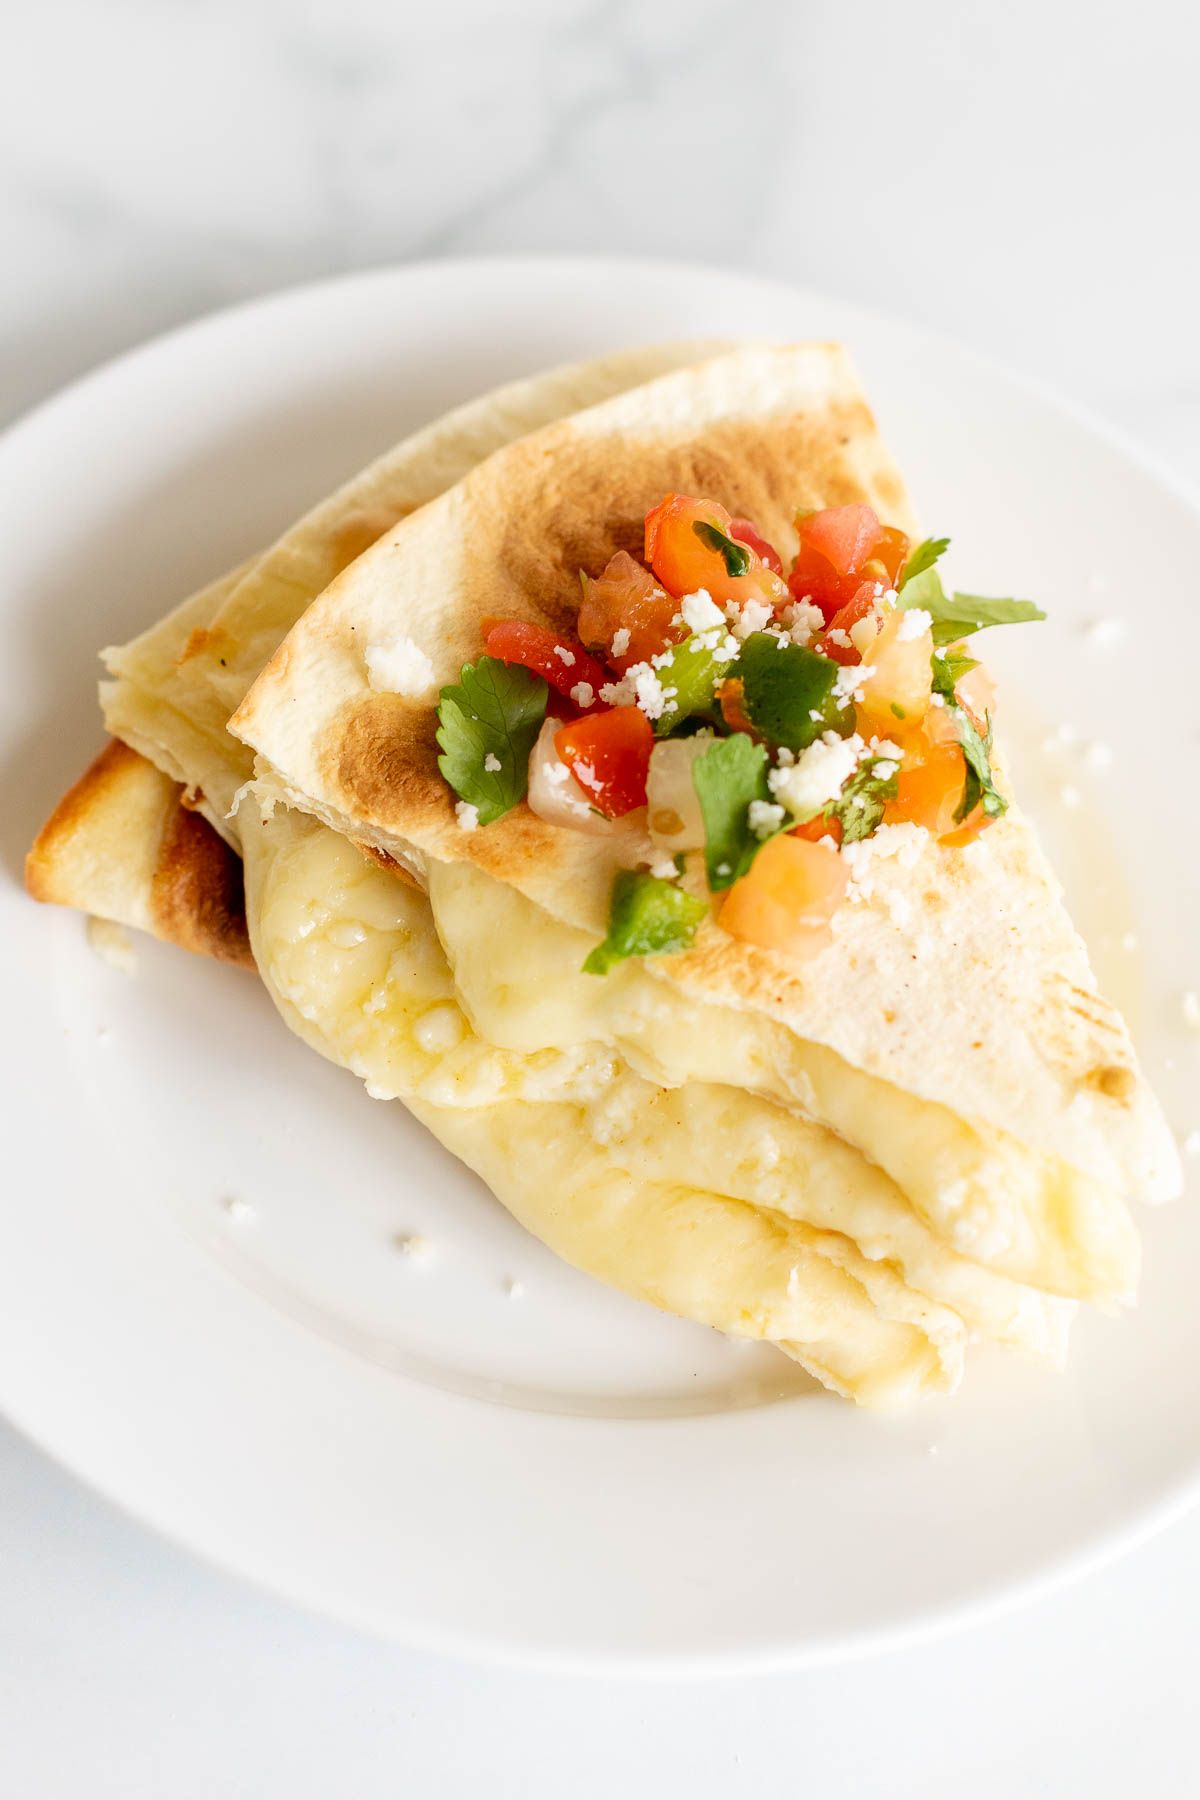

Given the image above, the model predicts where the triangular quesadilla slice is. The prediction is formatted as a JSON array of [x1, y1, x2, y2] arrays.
[[230, 343, 1180, 1305]]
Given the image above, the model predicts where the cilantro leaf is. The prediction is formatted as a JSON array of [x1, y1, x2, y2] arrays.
[[582, 870, 707, 975], [898, 566, 1045, 646], [930, 644, 980, 701], [951, 708, 1006, 823], [898, 536, 950, 586], [436, 656, 548, 825], [736, 631, 855, 751], [827, 756, 900, 845], [693, 520, 751, 577], [650, 631, 737, 738], [691, 733, 773, 891]]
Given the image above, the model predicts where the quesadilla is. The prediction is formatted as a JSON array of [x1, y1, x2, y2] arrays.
[[231, 344, 1179, 1305], [28, 341, 1176, 1404]]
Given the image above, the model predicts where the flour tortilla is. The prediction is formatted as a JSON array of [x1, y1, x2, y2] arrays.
[[228, 341, 1179, 1263], [25, 738, 251, 967], [102, 343, 724, 841]]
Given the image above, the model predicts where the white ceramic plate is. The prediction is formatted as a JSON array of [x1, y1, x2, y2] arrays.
[[2, 259, 1198, 1674]]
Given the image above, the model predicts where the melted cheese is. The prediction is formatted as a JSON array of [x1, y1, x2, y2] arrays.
[[428, 860, 1137, 1305], [244, 804, 1072, 1388]]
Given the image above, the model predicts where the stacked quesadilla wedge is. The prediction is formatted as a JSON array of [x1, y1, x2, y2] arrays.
[[28, 343, 1181, 1406]]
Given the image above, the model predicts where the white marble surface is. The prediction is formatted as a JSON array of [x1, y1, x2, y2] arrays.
[[4, 1, 1200, 1794]]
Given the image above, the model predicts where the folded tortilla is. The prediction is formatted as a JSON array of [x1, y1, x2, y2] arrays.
[[31, 340, 1170, 1403], [229, 343, 1179, 1301]]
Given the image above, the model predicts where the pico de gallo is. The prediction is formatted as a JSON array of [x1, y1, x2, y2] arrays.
[[434, 496, 1044, 972]]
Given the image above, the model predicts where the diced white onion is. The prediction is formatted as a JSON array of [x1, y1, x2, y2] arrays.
[[525, 718, 615, 835], [646, 734, 713, 853]]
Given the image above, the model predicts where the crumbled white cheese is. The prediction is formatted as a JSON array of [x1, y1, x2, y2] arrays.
[[725, 596, 775, 641], [395, 1233, 435, 1265], [824, 627, 852, 650], [648, 853, 679, 880], [780, 599, 824, 646], [552, 644, 576, 666], [454, 801, 480, 831], [632, 663, 670, 720], [680, 588, 725, 632], [896, 607, 932, 641], [364, 635, 435, 698], [1084, 617, 1125, 650], [610, 627, 631, 658], [222, 1195, 256, 1225], [1183, 991, 1200, 1030], [600, 658, 681, 719], [833, 663, 874, 705], [841, 823, 930, 899], [599, 675, 633, 706], [483, 752, 502, 773], [748, 799, 786, 840], [872, 759, 899, 781], [768, 732, 865, 820], [569, 681, 594, 709], [504, 1276, 527, 1299]]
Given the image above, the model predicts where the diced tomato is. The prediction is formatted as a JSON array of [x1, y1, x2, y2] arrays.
[[883, 737, 991, 846], [787, 505, 909, 625], [788, 537, 850, 623], [814, 581, 882, 663], [644, 494, 788, 607], [719, 834, 848, 954], [577, 551, 683, 673], [554, 707, 653, 818], [728, 516, 783, 575], [789, 813, 842, 848], [484, 618, 609, 709], [800, 503, 880, 577]]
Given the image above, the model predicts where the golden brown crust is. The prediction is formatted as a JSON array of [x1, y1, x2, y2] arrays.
[[25, 739, 145, 903], [148, 796, 254, 966], [27, 739, 254, 968]]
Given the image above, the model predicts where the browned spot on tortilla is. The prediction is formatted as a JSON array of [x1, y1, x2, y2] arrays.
[[1066, 1000, 1121, 1038], [176, 624, 233, 668], [26, 739, 253, 969], [327, 691, 446, 831], [150, 803, 254, 968], [1087, 1063, 1137, 1104], [883, 1008, 896, 1024], [922, 889, 945, 912]]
